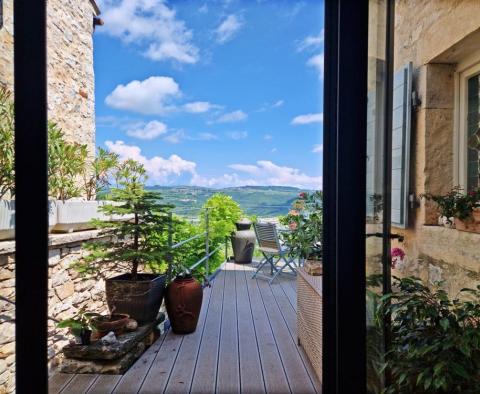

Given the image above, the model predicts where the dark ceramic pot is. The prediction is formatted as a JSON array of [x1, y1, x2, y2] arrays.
[[105, 273, 166, 324], [79, 328, 92, 346], [231, 218, 256, 264], [165, 274, 203, 334]]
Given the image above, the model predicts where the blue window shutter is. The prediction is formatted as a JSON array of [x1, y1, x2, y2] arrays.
[[391, 63, 412, 227]]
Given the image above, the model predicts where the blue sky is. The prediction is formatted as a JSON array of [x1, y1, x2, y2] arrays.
[[94, 0, 324, 189]]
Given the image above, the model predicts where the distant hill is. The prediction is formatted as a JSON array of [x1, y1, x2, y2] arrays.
[[146, 185, 315, 217]]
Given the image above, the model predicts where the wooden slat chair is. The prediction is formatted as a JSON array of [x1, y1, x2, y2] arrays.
[[252, 222, 297, 284]]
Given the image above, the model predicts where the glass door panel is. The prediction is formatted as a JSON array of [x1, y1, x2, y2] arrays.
[[366, 0, 390, 393]]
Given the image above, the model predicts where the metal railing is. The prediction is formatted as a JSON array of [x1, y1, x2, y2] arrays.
[[166, 208, 226, 284]]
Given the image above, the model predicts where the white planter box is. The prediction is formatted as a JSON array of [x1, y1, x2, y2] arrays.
[[53, 201, 110, 233], [0, 200, 58, 241]]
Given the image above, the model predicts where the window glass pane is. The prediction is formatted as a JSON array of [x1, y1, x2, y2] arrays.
[[467, 73, 480, 191]]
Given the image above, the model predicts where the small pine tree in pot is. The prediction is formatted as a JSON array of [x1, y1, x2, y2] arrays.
[[78, 160, 173, 323]]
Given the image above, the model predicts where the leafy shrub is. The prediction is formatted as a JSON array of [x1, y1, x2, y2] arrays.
[[48, 123, 88, 200], [377, 276, 480, 393], [0, 87, 15, 199], [280, 191, 322, 260], [200, 193, 244, 243], [423, 187, 480, 223], [83, 147, 119, 200]]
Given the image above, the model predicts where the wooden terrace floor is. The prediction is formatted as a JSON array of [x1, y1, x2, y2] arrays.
[[49, 262, 321, 393]]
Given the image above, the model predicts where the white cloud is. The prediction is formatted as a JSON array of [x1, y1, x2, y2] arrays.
[[105, 140, 196, 183], [163, 130, 186, 144], [197, 132, 218, 141], [199, 3, 208, 13], [104, 141, 321, 189], [297, 30, 324, 52], [226, 131, 248, 140], [98, 0, 199, 64], [216, 110, 247, 123], [126, 120, 167, 140], [183, 101, 217, 113], [257, 99, 285, 112], [163, 130, 219, 143], [105, 76, 180, 115], [291, 112, 323, 125], [215, 14, 244, 44], [312, 144, 323, 153], [307, 53, 324, 78], [264, 134, 273, 140]]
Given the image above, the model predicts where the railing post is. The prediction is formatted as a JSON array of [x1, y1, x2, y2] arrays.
[[167, 212, 173, 281], [205, 208, 210, 278], [225, 235, 229, 262]]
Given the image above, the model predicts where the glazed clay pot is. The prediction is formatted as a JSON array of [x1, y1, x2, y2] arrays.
[[165, 275, 203, 334], [231, 218, 256, 264]]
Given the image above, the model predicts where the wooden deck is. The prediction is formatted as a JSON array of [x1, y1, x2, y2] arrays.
[[49, 262, 321, 393]]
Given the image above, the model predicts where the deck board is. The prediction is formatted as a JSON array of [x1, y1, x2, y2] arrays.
[[235, 264, 266, 393], [190, 265, 226, 393], [49, 373, 75, 394], [216, 263, 241, 393], [163, 285, 213, 393], [50, 262, 321, 394], [60, 374, 99, 394], [86, 375, 122, 394], [257, 279, 316, 393]]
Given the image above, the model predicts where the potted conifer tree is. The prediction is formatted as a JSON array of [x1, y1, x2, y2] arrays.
[[79, 160, 172, 323]]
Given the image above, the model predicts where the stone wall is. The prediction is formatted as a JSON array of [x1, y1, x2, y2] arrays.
[[392, 1, 480, 295], [0, 231, 114, 394], [0, 0, 99, 160]]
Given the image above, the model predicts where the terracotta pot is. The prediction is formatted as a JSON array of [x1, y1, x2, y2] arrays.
[[91, 313, 130, 336], [165, 275, 203, 334], [105, 273, 166, 323], [454, 208, 480, 234]]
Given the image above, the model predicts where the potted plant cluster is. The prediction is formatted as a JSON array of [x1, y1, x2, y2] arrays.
[[280, 191, 323, 275], [0, 86, 127, 239], [373, 277, 480, 393], [77, 160, 172, 323], [424, 187, 480, 233], [57, 306, 101, 345]]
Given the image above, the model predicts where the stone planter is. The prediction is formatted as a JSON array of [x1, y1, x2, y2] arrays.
[[53, 200, 109, 233], [0, 200, 58, 240], [455, 208, 480, 234]]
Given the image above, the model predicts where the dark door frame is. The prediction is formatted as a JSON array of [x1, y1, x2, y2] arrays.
[[14, 0, 49, 393], [323, 1, 369, 393]]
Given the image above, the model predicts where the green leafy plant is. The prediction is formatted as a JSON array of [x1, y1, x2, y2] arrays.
[[0, 86, 15, 199], [200, 193, 244, 243], [48, 123, 88, 200], [57, 305, 101, 333], [83, 147, 119, 200], [423, 187, 480, 223], [280, 191, 322, 260], [77, 160, 173, 279], [377, 276, 480, 393]]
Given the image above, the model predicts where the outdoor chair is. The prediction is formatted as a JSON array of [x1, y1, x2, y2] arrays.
[[252, 222, 297, 284]]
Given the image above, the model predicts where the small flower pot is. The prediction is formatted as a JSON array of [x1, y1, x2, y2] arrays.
[[79, 328, 92, 346], [91, 313, 130, 336], [454, 208, 480, 234]]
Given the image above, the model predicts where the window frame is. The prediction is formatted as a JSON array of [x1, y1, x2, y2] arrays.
[[455, 59, 480, 191]]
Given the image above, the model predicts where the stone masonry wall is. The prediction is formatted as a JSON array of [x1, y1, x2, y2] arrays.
[[0, 0, 98, 160], [392, 1, 480, 296], [0, 231, 115, 394]]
